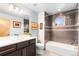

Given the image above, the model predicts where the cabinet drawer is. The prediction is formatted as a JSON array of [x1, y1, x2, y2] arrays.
[[29, 39, 36, 44], [0, 45, 16, 56], [5, 51, 18, 56], [0, 45, 16, 52], [6, 50, 21, 56], [17, 41, 29, 49]]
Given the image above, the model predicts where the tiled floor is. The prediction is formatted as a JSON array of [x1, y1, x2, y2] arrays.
[[36, 48, 60, 56], [36, 43, 61, 56]]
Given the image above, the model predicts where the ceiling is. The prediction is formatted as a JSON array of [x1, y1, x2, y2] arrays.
[[0, 3, 77, 16], [21, 3, 77, 15], [0, 4, 29, 18]]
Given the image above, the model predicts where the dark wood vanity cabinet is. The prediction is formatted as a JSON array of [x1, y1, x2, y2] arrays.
[[0, 39, 36, 56], [22, 39, 36, 56], [28, 39, 36, 56], [0, 45, 17, 56], [6, 50, 21, 56]]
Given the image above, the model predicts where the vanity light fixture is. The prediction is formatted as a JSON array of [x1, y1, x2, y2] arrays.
[[58, 9, 61, 12]]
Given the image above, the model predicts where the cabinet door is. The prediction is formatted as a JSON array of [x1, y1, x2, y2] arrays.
[[22, 47, 31, 56], [28, 43, 36, 56], [26, 46, 30, 56], [22, 48, 27, 56], [17, 50, 22, 56], [31, 43, 36, 56]]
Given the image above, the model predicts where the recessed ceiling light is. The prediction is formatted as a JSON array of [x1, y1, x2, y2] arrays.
[[33, 3, 37, 6], [9, 4, 14, 10], [19, 9, 23, 14], [58, 9, 61, 11], [15, 7, 19, 12]]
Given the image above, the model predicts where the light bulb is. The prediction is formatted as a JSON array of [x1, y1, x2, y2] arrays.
[[58, 9, 61, 11], [9, 4, 14, 10], [15, 7, 19, 12], [19, 9, 23, 14]]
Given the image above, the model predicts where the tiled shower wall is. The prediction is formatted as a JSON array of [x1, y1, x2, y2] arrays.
[[45, 9, 78, 44]]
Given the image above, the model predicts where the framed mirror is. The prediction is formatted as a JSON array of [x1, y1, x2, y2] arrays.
[[24, 19, 30, 35]]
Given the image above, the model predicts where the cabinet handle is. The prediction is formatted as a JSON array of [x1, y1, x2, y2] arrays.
[[30, 41, 35, 44], [0, 48, 16, 55]]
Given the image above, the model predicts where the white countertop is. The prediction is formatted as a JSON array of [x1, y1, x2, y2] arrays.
[[0, 36, 37, 48]]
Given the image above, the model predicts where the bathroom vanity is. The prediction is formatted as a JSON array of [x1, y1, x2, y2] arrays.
[[0, 37, 36, 56]]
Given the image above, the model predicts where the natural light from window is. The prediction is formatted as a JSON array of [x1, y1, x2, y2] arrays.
[[55, 16, 64, 26]]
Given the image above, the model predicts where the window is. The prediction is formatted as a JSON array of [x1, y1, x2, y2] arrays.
[[55, 16, 65, 26]]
